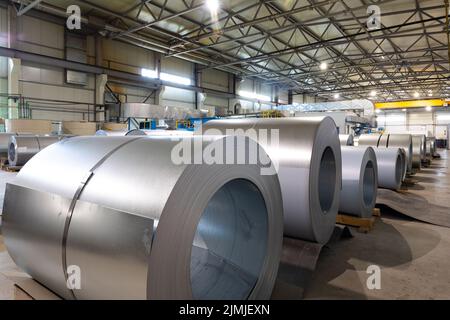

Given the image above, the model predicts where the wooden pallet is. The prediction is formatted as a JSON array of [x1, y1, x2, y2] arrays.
[[372, 207, 381, 217], [336, 213, 376, 233], [1, 164, 22, 172]]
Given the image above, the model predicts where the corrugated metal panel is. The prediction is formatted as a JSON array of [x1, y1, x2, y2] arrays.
[[162, 87, 195, 109], [161, 57, 193, 79], [16, 15, 64, 58], [0, 8, 7, 47], [21, 82, 94, 104], [103, 39, 155, 72], [239, 79, 254, 92], [204, 95, 228, 108], [202, 69, 229, 92], [409, 112, 433, 125]]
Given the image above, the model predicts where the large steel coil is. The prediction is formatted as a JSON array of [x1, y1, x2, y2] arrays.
[[426, 137, 436, 159], [339, 134, 354, 146], [385, 134, 413, 173], [411, 135, 426, 169], [372, 148, 405, 190], [398, 148, 407, 181], [0, 133, 18, 158], [0, 133, 34, 158], [360, 133, 413, 174], [202, 117, 342, 244], [3, 136, 283, 300], [357, 134, 382, 147], [340, 146, 378, 218], [8, 135, 66, 167]]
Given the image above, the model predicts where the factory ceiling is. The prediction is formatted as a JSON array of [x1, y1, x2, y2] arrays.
[[10, 0, 450, 101]]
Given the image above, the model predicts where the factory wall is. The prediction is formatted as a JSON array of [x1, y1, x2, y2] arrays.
[[0, 7, 8, 119], [377, 110, 450, 139]]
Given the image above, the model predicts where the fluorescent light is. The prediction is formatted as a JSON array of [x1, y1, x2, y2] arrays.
[[402, 108, 407, 112], [206, 0, 219, 11], [320, 62, 328, 71], [375, 109, 381, 114], [141, 68, 158, 78], [426, 106, 432, 112], [160, 72, 192, 85], [414, 92, 420, 98], [334, 93, 340, 99], [238, 90, 271, 102], [370, 90, 377, 97]]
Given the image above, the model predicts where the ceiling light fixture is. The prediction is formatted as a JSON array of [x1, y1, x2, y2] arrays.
[[320, 62, 328, 71], [206, 0, 220, 12], [426, 106, 432, 112], [334, 93, 340, 99]]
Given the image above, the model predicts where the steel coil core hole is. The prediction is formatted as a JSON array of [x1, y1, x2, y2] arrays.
[[190, 179, 268, 300], [318, 147, 336, 214], [8, 143, 15, 162], [363, 161, 376, 207]]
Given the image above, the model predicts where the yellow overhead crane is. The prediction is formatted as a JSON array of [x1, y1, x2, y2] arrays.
[[375, 99, 449, 110]]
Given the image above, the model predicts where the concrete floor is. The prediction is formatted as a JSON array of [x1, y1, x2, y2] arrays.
[[0, 152, 449, 300]]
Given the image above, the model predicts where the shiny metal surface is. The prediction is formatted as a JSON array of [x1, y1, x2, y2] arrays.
[[412, 135, 426, 169], [340, 146, 378, 218], [0, 133, 18, 157], [3, 136, 283, 300], [386, 134, 413, 173], [339, 134, 354, 146], [426, 137, 436, 159], [143, 130, 194, 137], [357, 134, 382, 147], [8, 135, 64, 167], [202, 117, 342, 244], [398, 148, 407, 181], [95, 129, 146, 136], [373, 148, 404, 190]]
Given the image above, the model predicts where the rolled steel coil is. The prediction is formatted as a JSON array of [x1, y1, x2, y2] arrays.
[[426, 137, 436, 159], [411, 135, 426, 169], [3, 136, 283, 300], [202, 117, 342, 244], [340, 146, 378, 218], [0, 133, 18, 158], [372, 148, 405, 190], [339, 134, 354, 146], [398, 148, 407, 181], [0, 133, 34, 158], [357, 134, 382, 147], [8, 135, 66, 167], [95, 129, 146, 136], [386, 134, 413, 173]]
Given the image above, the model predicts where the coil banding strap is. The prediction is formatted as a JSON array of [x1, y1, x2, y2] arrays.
[[61, 137, 144, 299]]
